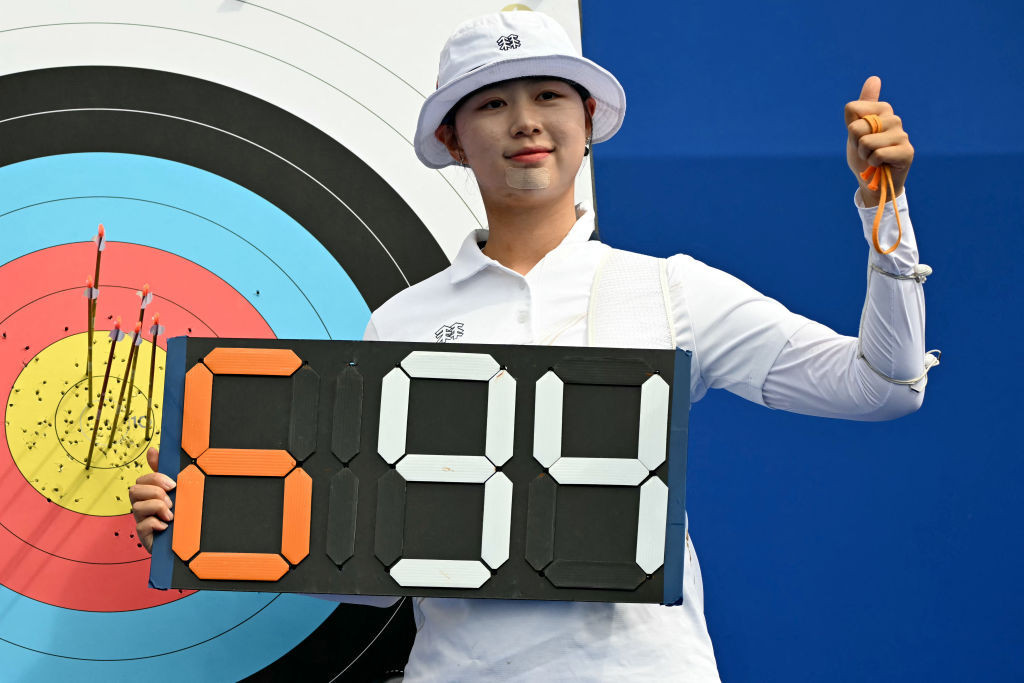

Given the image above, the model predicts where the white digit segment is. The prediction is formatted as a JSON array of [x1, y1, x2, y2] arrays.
[[638, 375, 670, 470], [377, 351, 516, 587], [635, 478, 669, 573], [548, 458, 648, 486], [484, 371, 517, 466], [396, 455, 495, 483], [377, 368, 409, 464], [532, 371, 671, 573], [401, 350, 499, 380], [532, 371, 564, 468], [481, 474, 513, 569], [389, 559, 491, 589]]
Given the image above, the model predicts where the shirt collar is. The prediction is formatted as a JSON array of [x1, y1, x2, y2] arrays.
[[449, 201, 597, 285]]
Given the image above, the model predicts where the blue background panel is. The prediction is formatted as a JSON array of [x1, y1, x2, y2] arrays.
[[585, 1, 1021, 681]]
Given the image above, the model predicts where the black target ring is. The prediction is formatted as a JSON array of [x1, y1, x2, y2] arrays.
[[0, 66, 433, 681]]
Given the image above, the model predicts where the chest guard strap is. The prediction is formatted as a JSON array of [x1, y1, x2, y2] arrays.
[[587, 248, 676, 350]]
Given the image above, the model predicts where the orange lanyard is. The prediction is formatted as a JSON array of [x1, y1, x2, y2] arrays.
[[858, 113, 903, 255]]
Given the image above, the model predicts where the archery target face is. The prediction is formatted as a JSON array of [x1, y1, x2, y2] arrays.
[[0, 2, 588, 679]]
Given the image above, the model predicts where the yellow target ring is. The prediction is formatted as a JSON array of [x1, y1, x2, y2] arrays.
[[6, 332, 164, 516]]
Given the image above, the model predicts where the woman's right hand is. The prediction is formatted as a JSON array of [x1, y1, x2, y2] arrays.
[[129, 447, 176, 553]]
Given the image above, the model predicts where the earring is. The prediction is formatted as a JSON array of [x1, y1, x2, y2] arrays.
[[457, 149, 467, 166], [583, 135, 592, 157]]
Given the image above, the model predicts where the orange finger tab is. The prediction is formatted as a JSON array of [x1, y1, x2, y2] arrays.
[[204, 348, 302, 376], [198, 449, 295, 476], [868, 172, 881, 192], [862, 113, 882, 133], [189, 552, 289, 581]]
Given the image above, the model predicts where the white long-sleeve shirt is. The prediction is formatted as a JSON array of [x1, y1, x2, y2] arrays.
[[353, 191, 928, 681]]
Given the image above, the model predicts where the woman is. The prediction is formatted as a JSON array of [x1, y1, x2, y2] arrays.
[[131, 10, 931, 681]]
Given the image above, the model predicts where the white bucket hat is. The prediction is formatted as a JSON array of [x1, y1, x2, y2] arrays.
[[414, 11, 627, 169]]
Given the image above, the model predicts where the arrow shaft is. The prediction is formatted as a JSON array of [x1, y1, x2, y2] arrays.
[[122, 299, 149, 423], [87, 297, 95, 405], [106, 335, 139, 449], [145, 333, 159, 441], [89, 247, 102, 403], [85, 335, 118, 469], [123, 339, 142, 421], [92, 249, 102, 292]]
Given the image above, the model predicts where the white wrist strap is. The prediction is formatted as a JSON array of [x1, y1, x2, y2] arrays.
[[871, 262, 933, 283]]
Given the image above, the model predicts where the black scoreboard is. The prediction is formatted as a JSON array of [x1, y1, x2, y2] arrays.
[[150, 338, 690, 605]]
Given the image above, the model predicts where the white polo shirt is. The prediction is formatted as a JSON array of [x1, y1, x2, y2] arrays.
[[364, 194, 926, 681]]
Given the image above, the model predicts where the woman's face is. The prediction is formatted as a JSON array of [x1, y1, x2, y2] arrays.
[[442, 78, 595, 205]]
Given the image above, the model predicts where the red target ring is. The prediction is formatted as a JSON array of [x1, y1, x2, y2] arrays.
[[0, 242, 272, 610]]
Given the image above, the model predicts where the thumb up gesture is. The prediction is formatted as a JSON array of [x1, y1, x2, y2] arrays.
[[845, 76, 914, 204]]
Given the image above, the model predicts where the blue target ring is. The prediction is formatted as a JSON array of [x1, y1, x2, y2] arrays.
[[0, 153, 370, 340], [0, 152, 366, 679], [0, 590, 336, 682]]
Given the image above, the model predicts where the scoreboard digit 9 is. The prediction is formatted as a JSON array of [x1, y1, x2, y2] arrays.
[[150, 338, 690, 605]]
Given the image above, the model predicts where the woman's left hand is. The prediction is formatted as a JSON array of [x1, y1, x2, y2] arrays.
[[845, 76, 914, 204]]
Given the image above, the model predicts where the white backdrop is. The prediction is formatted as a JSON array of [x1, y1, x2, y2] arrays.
[[0, 0, 594, 259]]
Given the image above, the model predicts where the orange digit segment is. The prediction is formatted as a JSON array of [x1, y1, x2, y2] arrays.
[[281, 468, 313, 564], [189, 552, 290, 581], [172, 465, 206, 562], [182, 364, 213, 457], [198, 449, 295, 477], [204, 347, 302, 376]]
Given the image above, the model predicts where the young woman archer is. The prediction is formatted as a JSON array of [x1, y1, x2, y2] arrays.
[[131, 10, 930, 681]]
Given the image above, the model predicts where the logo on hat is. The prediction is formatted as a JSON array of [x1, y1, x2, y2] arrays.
[[496, 34, 521, 51]]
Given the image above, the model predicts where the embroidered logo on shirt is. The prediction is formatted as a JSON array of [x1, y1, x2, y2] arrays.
[[496, 34, 521, 51], [435, 322, 465, 343]]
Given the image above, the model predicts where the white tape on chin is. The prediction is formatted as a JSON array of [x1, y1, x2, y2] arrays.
[[506, 167, 550, 190]]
